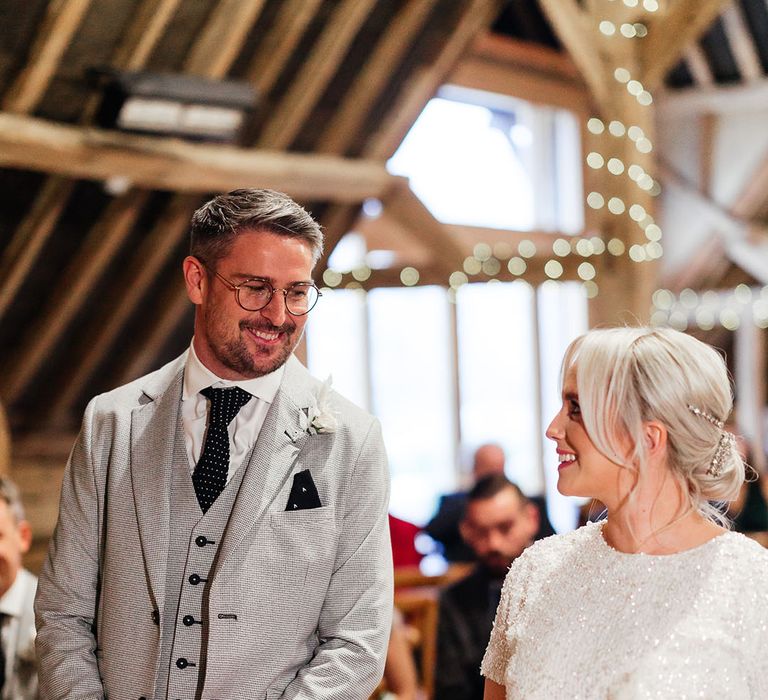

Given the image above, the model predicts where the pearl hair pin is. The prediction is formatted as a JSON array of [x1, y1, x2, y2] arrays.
[[687, 404, 734, 477]]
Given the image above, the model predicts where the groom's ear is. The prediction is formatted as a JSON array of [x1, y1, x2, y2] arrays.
[[183, 256, 207, 305]]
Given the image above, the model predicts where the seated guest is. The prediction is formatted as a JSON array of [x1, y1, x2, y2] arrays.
[[389, 514, 424, 568], [434, 475, 538, 700], [425, 445, 553, 561], [0, 477, 37, 699]]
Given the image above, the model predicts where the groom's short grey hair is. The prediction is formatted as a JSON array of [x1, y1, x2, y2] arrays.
[[190, 189, 324, 266]]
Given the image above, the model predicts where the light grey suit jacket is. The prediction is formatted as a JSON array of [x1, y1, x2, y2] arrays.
[[35, 353, 393, 700]]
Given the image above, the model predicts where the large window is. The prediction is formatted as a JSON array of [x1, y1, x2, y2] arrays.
[[307, 90, 587, 529], [387, 88, 583, 233], [456, 280, 540, 495], [306, 280, 587, 528]]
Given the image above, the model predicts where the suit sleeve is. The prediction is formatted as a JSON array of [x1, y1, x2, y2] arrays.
[[280, 418, 393, 699], [35, 398, 106, 700]]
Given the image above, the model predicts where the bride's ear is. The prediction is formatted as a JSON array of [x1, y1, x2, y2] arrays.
[[643, 420, 667, 457]]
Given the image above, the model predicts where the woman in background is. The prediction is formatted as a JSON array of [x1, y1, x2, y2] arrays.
[[482, 327, 768, 699]]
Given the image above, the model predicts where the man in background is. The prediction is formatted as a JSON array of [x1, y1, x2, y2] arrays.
[[434, 475, 538, 700], [425, 444, 506, 561], [426, 444, 553, 561], [0, 477, 37, 699]]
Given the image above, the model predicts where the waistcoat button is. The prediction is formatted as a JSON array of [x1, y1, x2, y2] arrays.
[[176, 657, 189, 669], [183, 615, 195, 626], [195, 535, 209, 547]]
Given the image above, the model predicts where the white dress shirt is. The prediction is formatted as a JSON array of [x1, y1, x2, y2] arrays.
[[0, 568, 37, 700], [181, 341, 284, 484]]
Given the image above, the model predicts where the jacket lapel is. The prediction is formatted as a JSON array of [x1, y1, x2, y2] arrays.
[[215, 356, 317, 575], [130, 354, 186, 610]]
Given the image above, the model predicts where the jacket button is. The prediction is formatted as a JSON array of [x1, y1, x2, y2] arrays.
[[176, 657, 189, 669], [151, 610, 160, 625], [195, 535, 208, 547], [182, 615, 195, 626]]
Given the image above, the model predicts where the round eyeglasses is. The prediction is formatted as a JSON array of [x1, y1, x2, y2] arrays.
[[203, 263, 321, 316]]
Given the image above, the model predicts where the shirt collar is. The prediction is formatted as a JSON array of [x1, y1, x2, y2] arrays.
[[182, 340, 284, 404], [0, 569, 30, 618]]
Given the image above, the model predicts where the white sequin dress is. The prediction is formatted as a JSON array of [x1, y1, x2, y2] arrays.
[[481, 521, 768, 699]]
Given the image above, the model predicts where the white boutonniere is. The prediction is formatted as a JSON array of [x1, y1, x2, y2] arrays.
[[299, 376, 337, 435]]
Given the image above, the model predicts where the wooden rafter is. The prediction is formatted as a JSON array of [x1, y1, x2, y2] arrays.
[[46, 194, 201, 422], [2, 190, 149, 403], [450, 34, 589, 113], [1, 0, 94, 114], [683, 44, 714, 87], [538, 0, 609, 111], [184, 0, 267, 78], [719, 3, 762, 83], [246, 0, 324, 96], [316, 204, 362, 275], [0, 113, 395, 202], [257, 0, 378, 150], [110, 0, 183, 71], [0, 0, 187, 327], [0, 177, 74, 322], [657, 77, 768, 116], [732, 155, 768, 220], [113, 282, 190, 387], [641, 0, 731, 91], [365, 0, 505, 161], [316, 0, 438, 155], [15, 1, 287, 415], [383, 178, 466, 280]]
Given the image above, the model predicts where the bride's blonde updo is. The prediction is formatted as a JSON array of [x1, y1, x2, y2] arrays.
[[561, 327, 744, 523]]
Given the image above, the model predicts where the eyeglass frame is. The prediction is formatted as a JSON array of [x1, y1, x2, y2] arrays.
[[198, 259, 322, 316]]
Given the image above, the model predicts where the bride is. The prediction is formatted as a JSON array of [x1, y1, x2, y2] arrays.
[[482, 327, 768, 699]]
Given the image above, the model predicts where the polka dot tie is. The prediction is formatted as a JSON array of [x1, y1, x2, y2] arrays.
[[192, 386, 252, 513]]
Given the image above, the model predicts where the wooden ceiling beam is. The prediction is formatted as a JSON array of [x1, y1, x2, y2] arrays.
[[0, 177, 74, 322], [183, 0, 266, 78], [0, 113, 395, 203], [641, 0, 731, 91], [538, 0, 610, 111], [449, 34, 589, 113], [657, 76, 768, 116], [1, 0, 94, 114], [316, 0, 438, 155], [316, 204, 362, 276], [257, 0, 378, 150], [0, 0, 189, 333], [2, 190, 150, 403], [732, 155, 768, 220], [113, 281, 190, 387], [719, 3, 763, 83], [383, 179, 466, 280], [365, 0, 505, 161], [246, 0, 324, 96], [110, 0, 183, 71], [43, 1, 311, 419], [684, 44, 715, 87], [46, 194, 201, 423]]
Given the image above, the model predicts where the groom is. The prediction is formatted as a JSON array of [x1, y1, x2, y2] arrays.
[[35, 189, 393, 699]]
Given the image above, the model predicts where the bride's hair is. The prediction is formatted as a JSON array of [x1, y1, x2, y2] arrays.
[[561, 327, 744, 524]]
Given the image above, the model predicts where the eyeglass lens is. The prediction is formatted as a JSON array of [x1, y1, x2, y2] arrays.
[[237, 279, 319, 315]]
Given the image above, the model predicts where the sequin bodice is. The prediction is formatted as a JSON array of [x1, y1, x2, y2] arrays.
[[481, 521, 768, 699]]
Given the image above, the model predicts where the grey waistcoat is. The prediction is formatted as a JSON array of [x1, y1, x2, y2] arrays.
[[155, 429, 253, 700]]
